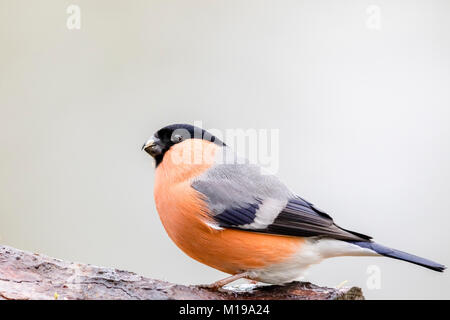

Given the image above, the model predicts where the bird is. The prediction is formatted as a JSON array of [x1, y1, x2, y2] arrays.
[[142, 123, 445, 288]]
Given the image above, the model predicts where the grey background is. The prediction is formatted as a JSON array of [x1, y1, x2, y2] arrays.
[[1, 0, 449, 299]]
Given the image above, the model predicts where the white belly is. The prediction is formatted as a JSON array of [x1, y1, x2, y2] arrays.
[[247, 238, 378, 284]]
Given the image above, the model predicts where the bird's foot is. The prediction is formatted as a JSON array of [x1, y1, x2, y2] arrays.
[[197, 272, 250, 291]]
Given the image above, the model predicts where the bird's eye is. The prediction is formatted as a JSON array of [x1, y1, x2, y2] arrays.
[[171, 134, 183, 143]]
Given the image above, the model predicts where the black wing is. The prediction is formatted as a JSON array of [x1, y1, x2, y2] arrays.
[[214, 197, 372, 242]]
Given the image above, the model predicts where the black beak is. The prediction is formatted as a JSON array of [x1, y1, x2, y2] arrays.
[[142, 136, 163, 157]]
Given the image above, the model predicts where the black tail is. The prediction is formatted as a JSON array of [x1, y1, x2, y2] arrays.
[[350, 241, 446, 272]]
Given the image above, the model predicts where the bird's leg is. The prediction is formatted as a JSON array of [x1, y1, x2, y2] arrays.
[[199, 272, 250, 290]]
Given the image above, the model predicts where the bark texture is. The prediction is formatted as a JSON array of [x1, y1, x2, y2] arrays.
[[0, 245, 364, 300]]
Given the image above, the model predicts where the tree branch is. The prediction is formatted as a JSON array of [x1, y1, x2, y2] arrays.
[[0, 245, 363, 300]]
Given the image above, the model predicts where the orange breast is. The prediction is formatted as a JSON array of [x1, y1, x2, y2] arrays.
[[153, 139, 304, 275]]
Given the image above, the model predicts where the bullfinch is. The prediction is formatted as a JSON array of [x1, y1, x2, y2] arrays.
[[143, 123, 445, 288]]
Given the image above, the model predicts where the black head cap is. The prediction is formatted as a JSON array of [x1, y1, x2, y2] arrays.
[[142, 124, 225, 166]]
